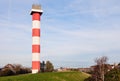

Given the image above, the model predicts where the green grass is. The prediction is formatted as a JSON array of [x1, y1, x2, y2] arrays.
[[0, 72, 90, 81]]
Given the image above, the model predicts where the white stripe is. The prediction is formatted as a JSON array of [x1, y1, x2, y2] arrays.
[[31, 9, 43, 13], [32, 20, 40, 29], [32, 69, 39, 74], [32, 37, 40, 45], [32, 53, 40, 61]]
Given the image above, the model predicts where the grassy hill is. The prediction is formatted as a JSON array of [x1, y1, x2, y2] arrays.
[[0, 72, 90, 81]]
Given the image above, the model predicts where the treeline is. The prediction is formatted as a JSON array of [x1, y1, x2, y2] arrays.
[[84, 56, 120, 81], [85, 67, 120, 81], [0, 60, 54, 76], [0, 64, 31, 76]]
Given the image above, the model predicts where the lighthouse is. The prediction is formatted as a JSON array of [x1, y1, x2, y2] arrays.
[[30, 4, 43, 74]]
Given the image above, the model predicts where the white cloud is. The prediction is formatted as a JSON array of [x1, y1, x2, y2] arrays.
[[41, 25, 120, 58]]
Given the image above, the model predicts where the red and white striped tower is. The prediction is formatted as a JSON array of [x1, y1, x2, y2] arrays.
[[30, 4, 43, 74]]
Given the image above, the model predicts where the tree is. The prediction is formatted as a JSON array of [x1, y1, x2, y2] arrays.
[[118, 63, 120, 66], [84, 56, 109, 81], [94, 56, 109, 81], [92, 56, 109, 81], [45, 61, 54, 72], [41, 61, 46, 72], [13, 64, 22, 74]]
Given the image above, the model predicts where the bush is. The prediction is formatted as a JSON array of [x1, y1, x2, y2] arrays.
[[105, 68, 120, 81], [0, 68, 15, 76], [0, 64, 31, 76]]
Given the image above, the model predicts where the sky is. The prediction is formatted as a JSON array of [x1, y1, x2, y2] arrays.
[[0, 0, 120, 68]]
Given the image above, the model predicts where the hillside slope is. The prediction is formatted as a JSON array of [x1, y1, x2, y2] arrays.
[[0, 72, 90, 81]]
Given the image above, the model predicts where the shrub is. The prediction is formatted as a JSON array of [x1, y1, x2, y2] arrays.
[[0, 68, 15, 76], [0, 64, 31, 76], [105, 68, 120, 81]]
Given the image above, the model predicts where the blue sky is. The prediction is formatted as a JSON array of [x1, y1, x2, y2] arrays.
[[0, 0, 120, 68]]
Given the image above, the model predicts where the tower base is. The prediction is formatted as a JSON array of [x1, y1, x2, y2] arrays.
[[32, 69, 39, 74]]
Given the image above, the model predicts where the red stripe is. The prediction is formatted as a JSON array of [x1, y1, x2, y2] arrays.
[[32, 13, 40, 20], [32, 61, 40, 70], [32, 45, 40, 53], [32, 29, 40, 37]]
